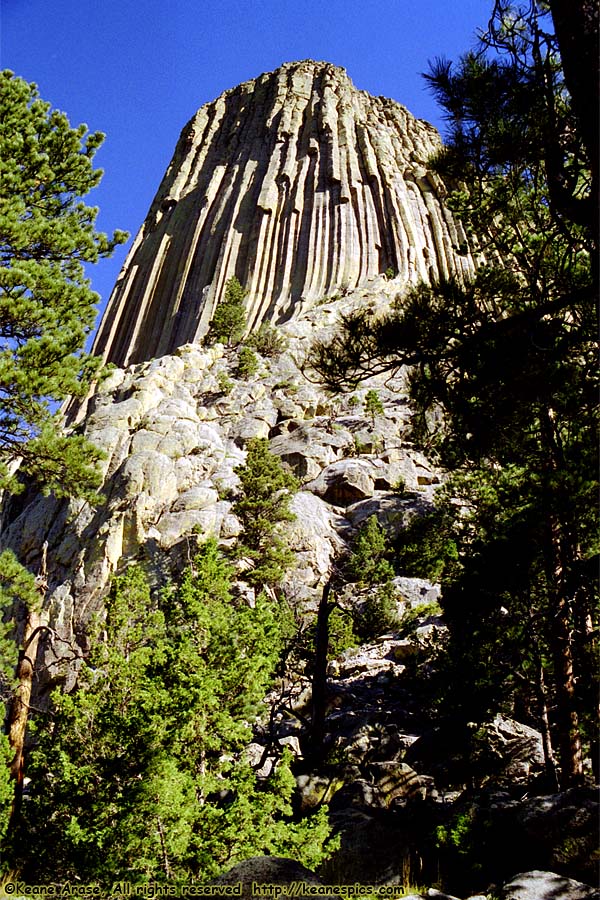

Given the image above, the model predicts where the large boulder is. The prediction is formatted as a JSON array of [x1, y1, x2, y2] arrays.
[[405, 717, 545, 789], [210, 856, 327, 896], [306, 459, 377, 506], [512, 787, 600, 884], [498, 870, 600, 900]]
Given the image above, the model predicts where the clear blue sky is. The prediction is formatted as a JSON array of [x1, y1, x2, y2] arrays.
[[1, 0, 491, 336]]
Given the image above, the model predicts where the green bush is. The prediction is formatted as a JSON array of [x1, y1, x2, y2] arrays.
[[347, 516, 395, 586], [352, 581, 400, 640], [216, 371, 234, 394], [237, 346, 259, 377], [17, 547, 334, 884], [364, 389, 384, 425], [247, 322, 288, 357], [206, 276, 247, 346], [233, 438, 299, 588]]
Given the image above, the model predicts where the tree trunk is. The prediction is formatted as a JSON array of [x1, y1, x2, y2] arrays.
[[309, 580, 331, 763], [549, 0, 599, 196], [6, 542, 48, 829], [156, 816, 172, 879], [545, 515, 584, 788], [528, 607, 559, 790], [538, 411, 584, 788], [536, 658, 560, 792], [7, 608, 42, 825]]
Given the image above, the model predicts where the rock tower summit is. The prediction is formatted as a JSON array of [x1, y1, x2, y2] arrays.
[[93, 60, 474, 367]]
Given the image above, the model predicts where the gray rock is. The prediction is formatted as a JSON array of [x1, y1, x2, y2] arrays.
[[499, 870, 600, 900], [211, 856, 325, 894], [483, 714, 545, 779], [394, 576, 441, 608], [306, 459, 376, 505], [286, 492, 345, 585], [171, 485, 219, 511]]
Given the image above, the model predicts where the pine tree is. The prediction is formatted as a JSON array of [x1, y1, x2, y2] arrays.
[[364, 389, 384, 426], [207, 276, 247, 346], [233, 438, 299, 588], [309, 3, 598, 787], [13, 542, 333, 883], [346, 515, 394, 586], [0, 70, 128, 499]]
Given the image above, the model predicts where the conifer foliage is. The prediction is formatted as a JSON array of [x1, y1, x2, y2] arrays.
[[0, 71, 128, 498], [206, 276, 247, 346], [233, 438, 299, 588], [310, 2, 598, 787], [13, 540, 331, 883]]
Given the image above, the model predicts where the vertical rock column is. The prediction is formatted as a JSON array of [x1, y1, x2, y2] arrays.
[[92, 60, 474, 368]]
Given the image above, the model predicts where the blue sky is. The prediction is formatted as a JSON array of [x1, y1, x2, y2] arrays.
[[1, 0, 491, 336]]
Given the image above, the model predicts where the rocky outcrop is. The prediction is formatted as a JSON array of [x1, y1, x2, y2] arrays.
[[91, 60, 476, 368], [1, 277, 439, 676]]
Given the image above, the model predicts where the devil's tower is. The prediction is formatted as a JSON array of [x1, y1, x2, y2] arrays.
[[2, 60, 477, 669], [93, 60, 473, 367]]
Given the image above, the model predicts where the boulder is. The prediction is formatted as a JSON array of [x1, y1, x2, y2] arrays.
[[285, 492, 346, 584], [211, 856, 326, 895], [513, 787, 600, 884], [405, 716, 545, 790], [498, 870, 600, 900], [306, 459, 375, 505]]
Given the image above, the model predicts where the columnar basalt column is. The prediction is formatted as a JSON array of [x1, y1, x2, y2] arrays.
[[92, 60, 474, 367]]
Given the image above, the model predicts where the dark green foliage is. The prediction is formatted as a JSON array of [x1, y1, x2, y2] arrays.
[[327, 606, 359, 657], [297, 604, 359, 677], [0, 70, 128, 499], [0, 546, 39, 696], [237, 346, 259, 378], [352, 580, 400, 641], [247, 321, 288, 357], [206, 276, 247, 346], [364, 389, 384, 426], [14, 542, 332, 883], [233, 438, 299, 588], [346, 517, 399, 639], [346, 515, 395, 586], [0, 550, 39, 618], [394, 498, 459, 582], [309, 3, 598, 785]]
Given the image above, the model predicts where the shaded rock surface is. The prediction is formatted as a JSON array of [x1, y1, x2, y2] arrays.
[[211, 856, 327, 894], [498, 870, 600, 900]]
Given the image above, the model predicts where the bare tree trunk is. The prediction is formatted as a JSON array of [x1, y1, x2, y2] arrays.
[[528, 606, 559, 790], [538, 411, 584, 788], [536, 658, 559, 791], [7, 608, 42, 825], [309, 580, 331, 763], [156, 817, 172, 879], [6, 543, 48, 829], [545, 515, 584, 788]]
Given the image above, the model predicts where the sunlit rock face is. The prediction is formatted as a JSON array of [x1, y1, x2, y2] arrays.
[[93, 59, 474, 367]]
